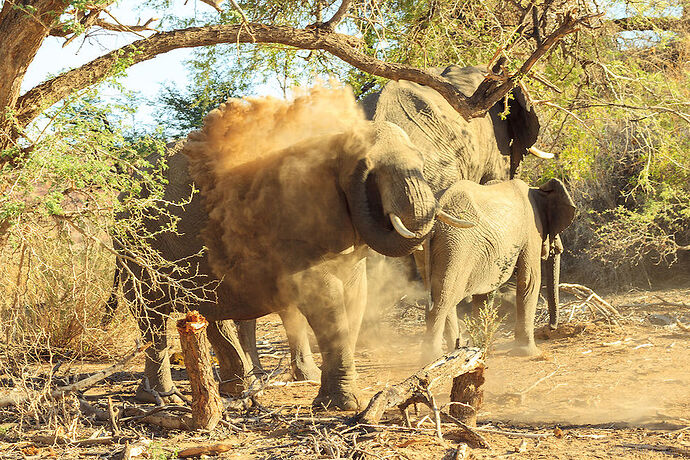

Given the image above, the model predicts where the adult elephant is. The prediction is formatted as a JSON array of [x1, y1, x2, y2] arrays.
[[114, 91, 472, 411], [424, 178, 576, 360], [276, 64, 551, 366], [361, 64, 547, 189]]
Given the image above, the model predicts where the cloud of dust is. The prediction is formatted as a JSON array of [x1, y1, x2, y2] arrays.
[[183, 83, 387, 321], [185, 82, 366, 173], [360, 254, 428, 351]]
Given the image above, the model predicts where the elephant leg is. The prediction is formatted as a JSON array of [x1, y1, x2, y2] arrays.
[[207, 320, 253, 397], [236, 319, 266, 377], [342, 257, 367, 350], [135, 310, 180, 404], [425, 275, 465, 363], [443, 309, 459, 352], [296, 268, 360, 411], [279, 307, 320, 381], [513, 251, 541, 356]]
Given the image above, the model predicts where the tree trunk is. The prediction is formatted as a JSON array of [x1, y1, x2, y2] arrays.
[[449, 365, 485, 427], [176, 311, 223, 431], [0, 0, 69, 150]]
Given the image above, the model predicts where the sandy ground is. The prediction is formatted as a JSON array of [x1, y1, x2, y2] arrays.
[[1, 287, 689, 459]]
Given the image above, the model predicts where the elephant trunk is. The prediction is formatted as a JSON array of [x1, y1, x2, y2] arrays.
[[345, 159, 433, 257], [544, 244, 561, 330]]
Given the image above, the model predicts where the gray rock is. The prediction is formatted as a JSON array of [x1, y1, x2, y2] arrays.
[[647, 314, 677, 326]]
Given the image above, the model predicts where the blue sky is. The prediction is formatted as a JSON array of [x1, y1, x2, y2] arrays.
[[22, 1, 288, 130]]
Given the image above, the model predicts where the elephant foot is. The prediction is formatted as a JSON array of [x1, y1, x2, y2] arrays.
[[510, 342, 541, 357], [135, 381, 185, 405], [292, 359, 321, 382], [312, 388, 361, 411]]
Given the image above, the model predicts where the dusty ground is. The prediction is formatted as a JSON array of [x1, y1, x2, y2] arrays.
[[1, 287, 689, 459]]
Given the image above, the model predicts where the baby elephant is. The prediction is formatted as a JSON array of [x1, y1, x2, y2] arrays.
[[423, 178, 575, 359]]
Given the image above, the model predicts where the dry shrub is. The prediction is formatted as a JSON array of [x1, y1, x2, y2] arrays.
[[525, 112, 690, 289], [0, 216, 134, 368], [463, 294, 505, 354]]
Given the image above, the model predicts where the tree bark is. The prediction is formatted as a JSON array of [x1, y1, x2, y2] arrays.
[[449, 365, 485, 427], [176, 311, 223, 431], [0, 0, 69, 145], [357, 347, 484, 424]]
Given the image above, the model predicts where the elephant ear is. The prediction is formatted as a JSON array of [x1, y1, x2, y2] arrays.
[[534, 178, 576, 241], [490, 85, 540, 178]]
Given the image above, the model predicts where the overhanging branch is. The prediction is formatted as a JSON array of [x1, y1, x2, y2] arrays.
[[611, 16, 689, 31], [17, 12, 591, 129]]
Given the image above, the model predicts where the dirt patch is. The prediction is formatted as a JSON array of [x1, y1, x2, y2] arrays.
[[1, 287, 689, 458]]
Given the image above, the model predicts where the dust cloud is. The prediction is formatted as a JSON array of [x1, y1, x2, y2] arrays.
[[185, 82, 365, 172], [183, 83, 382, 317]]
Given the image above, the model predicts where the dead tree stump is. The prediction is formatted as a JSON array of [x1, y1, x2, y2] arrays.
[[177, 311, 223, 430], [357, 347, 484, 425], [450, 364, 485, 427]]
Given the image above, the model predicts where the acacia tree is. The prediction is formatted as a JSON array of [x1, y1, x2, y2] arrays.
[[0, 0, 595, 159]]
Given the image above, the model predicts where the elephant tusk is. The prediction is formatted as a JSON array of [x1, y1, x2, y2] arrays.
[[437, 210, 475, 228], [528, 146, 555, 159], [389, 213, 417, 239]]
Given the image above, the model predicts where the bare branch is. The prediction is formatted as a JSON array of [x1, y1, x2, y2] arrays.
[[16, 12, 592, 131], [202, 0, 224, 14], [469, 10, 601, 116], [611, 16, 689, 31], [96, 11, 158, 34], [323, 0, 352, 30], [228, 0, 247, 21]]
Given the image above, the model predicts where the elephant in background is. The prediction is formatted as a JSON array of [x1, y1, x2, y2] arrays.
[[422, 178, 576, 360], [361, 64, 547, 190], [114, 88, 472, 410], [277, 63, 550, 364]]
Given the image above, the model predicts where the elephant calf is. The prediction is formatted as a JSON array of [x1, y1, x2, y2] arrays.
[[424, 178, 576, 359]]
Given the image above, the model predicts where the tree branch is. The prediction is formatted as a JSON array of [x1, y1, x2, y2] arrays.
[[16, 12, 592, 130], [468, 10, 599, 115], [323, 0, 351, 30], [611, 16, 689, 31]]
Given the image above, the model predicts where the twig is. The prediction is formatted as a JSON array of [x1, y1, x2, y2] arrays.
[[425, 387, 442, 439], [519, 366, 560, 397], [107, 397, 120, 435], [228, 0, 248, 22], [0, 342, 152, 408], [653, 295, 690, 308], [441, 412, 491, 449], [619, 443, 690, 457], [474, 426, 553, 439]]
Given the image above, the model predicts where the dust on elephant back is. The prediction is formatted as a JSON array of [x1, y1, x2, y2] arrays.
[[182, 86, 375, 308]]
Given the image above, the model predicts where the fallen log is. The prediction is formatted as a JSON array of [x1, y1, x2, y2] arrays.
[[176, 311, 223, 430], [356, 347, 484, 425], [0, 342, 151, 408]]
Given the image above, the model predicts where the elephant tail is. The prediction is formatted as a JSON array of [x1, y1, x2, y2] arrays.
[[101, 265, 120, 327]]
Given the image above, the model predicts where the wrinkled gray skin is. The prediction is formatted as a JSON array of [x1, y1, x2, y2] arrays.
[[114, 122, 449, 410], [282, 64, 543, 358], [422, 178, 575, 360]]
